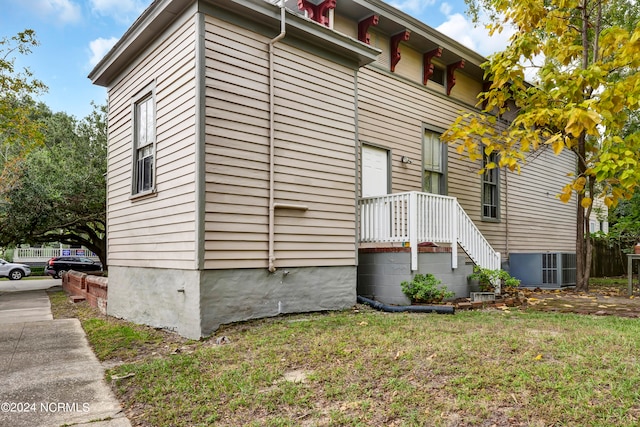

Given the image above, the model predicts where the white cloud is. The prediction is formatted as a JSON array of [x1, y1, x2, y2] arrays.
[[437, 11, 544, 83], [88, 37, 118, 67], [390, 0, 512, 57], [34, 0, 82, 25], [435, 13, 513, 57], [388, 0, 437, 16], [90, 0, 151, 24], [439, 2, 453, 16]]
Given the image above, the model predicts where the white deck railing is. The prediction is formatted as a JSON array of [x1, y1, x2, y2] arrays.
[[359, 191, 500, 271], [13, 247, 99, 264]]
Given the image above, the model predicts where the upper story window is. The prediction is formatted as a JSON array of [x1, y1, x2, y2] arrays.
[[429, 65, 445, 85], [132, 91, 155, 196], [423, 129, 446, 195], [482, 151, 500, 220]]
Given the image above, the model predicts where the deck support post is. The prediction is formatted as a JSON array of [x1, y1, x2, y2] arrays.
[[451, 199, 458, 269], [409, 191, 418, 271]]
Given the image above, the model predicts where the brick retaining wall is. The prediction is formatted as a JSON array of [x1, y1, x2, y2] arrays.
[[62, 271, 108, 314]]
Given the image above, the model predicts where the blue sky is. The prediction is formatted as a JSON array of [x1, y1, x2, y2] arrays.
[[1, 0, 510, 120]]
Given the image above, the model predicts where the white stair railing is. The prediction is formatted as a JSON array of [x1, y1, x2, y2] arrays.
[[359, 191, 500, 271], [454, 200, 501, 270]]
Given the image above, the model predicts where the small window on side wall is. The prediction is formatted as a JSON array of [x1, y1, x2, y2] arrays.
[[132, 91, 155, 196], [423, 129, 446, 195], [429, 65, 445, 86], [482, 151, 500, 220]]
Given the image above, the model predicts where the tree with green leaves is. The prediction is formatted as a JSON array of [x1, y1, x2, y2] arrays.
[[608, 192, 640, 243], [1, 30, 107, 267], [443, 0, 640, 291], [0, 103, 107, 268], [0, 30, 47, 188]]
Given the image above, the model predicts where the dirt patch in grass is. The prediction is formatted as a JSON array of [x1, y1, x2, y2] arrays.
[[528, 291, 640, 317], [525, 276, 640, 318]]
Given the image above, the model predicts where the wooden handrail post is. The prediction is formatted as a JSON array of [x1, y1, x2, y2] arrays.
[[409, 192, 418, 271], [451, 200, 458, 269]]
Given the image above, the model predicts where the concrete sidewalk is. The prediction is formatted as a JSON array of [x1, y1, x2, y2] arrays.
[[0, 289, 131, 427]]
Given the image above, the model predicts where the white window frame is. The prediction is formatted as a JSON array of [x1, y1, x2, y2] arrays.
[[131, 85, 156, 197], [481, 151, 500, 221], [422, 128, 447, 195]]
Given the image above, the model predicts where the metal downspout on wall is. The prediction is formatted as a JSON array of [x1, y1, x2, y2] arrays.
[[268, 1, 286, 273]]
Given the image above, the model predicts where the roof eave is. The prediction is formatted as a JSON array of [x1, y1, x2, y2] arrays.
[[88, 0, 381, 87], [349, 0, 488, 67]]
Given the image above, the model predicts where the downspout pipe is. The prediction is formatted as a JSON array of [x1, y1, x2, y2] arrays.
[[357, 295, 455, 314], [268, 1, 286, 273]]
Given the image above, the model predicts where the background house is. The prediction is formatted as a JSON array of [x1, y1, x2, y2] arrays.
[[90, 0, 580, 338]]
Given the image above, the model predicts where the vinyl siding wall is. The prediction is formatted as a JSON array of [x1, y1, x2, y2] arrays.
[[354, 24, 509, 255], [106, 15, 197, 269], [506, 148, 577, 253], [202, 16, 358, 270], [357, 65, 508, 256]]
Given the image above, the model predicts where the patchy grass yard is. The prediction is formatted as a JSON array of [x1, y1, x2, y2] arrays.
[[48, 289, 188, 362], [49, 289, 640, 427], [590, 275, 630, 291]]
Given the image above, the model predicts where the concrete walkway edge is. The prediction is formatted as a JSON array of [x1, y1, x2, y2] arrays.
[[0, 289, 131, 427]]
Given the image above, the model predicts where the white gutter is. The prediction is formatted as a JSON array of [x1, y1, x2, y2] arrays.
[[268, 1, 286, 273]]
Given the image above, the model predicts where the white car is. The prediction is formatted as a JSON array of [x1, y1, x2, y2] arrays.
[[0, 259, 31, 280]]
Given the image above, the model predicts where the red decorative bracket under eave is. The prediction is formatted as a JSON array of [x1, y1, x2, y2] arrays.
[[390, 30, 411, 72], [358, 15, 379, 45], [423, 47, 443, 85], [446, 60, 465, 95], [298, 0, 336, 27]]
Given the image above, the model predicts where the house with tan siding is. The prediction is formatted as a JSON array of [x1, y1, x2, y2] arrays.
[[90, 0, 579, 338]]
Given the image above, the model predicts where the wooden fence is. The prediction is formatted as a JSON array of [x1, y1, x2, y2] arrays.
[[590, 239, 629, 277]]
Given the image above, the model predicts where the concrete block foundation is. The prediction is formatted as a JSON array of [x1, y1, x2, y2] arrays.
[[357, 246, 474, 305], [107, 265, 356, 339]]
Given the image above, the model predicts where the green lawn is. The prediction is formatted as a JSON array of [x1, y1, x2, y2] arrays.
[[49, 290, 640, 427]]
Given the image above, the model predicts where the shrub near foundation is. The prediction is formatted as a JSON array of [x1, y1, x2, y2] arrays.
[[469, 266, 521, 294], [401, 273, 455, 304]]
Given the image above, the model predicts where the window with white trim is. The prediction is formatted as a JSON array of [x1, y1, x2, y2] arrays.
[[482, 151, 499, 220], [133, 93, 155, 195], [423, 130, 446, 194]]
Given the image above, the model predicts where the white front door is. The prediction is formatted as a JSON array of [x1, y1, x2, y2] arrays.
[[362, 145, 389, 197], [361, 145, 390, 240]]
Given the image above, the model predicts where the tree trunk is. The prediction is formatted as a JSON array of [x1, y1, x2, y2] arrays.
[[574, 131, 588, 292], [576, 193, 587, 291], [584, 234, 592, 291], [575, 0, 591, 292], [84, 240, 106, 272], [582, 177, 596, 292]]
